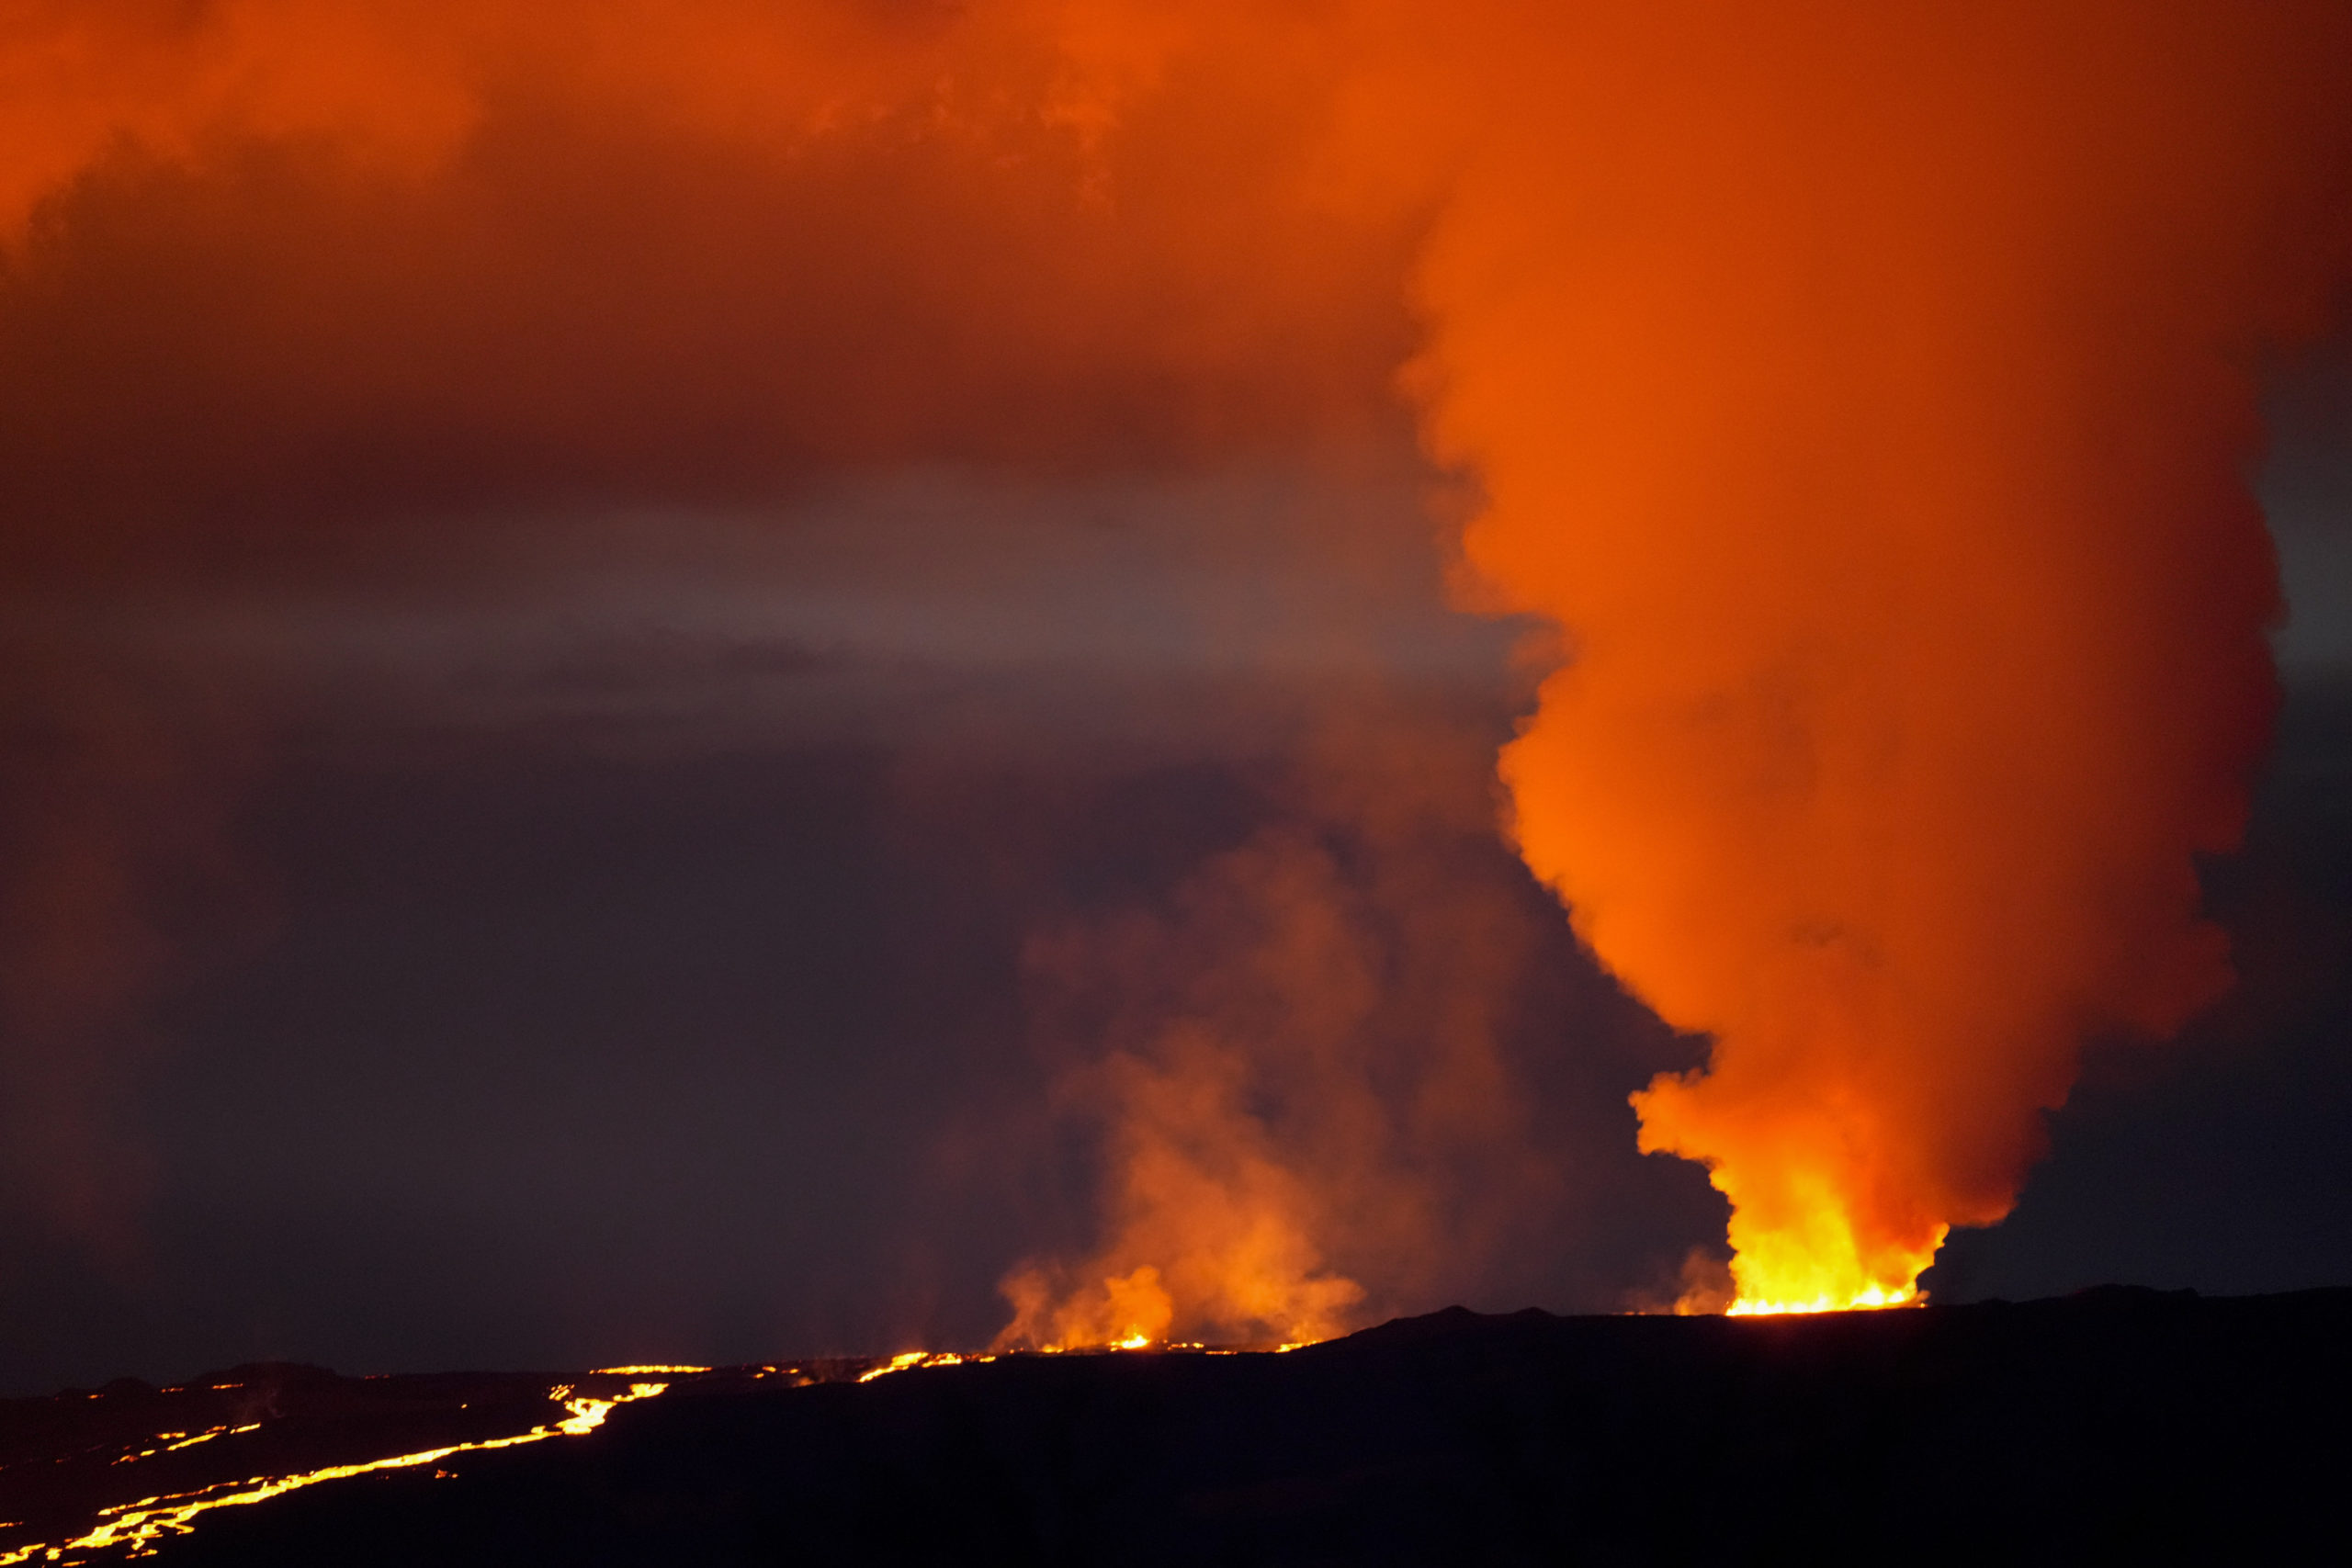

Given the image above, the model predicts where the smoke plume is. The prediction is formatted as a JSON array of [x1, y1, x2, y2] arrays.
[[1397, 2, 2352, 1309], [995, 708, 1559, 1348]]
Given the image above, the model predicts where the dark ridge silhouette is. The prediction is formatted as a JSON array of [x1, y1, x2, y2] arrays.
[[10, 1289, 2348, 1564]]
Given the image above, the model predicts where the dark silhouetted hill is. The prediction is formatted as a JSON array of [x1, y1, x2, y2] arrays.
[[26, 1287, 2352, 1564]]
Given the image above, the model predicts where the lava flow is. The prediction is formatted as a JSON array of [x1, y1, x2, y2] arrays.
[[1724, 1283, 1928, 1319], [0, 1371, 676, 1567], [0, 1382, 667, 1566]]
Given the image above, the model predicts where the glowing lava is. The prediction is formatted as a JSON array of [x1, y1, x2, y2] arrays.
[[0, 1382, 669, 1565], [1711, 1209, 1951, 1315], [1724, 1285, 1923, 1318], [855, 1352, 976, 1382]]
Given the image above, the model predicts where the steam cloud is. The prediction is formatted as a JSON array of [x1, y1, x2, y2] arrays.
[[6, 2, 2350, 1324]]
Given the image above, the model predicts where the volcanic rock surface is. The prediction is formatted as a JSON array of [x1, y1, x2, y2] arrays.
[[11, 1287, 2348, 1564]]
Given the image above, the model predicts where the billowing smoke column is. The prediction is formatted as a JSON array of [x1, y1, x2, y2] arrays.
[[989, 0, 2352, 1332], [1400, 2, 2352, 1311]]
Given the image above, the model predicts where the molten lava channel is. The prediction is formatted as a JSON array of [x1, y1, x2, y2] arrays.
[[0, 1382, 670, 1566], [1723, 1284, 1923, 1317]]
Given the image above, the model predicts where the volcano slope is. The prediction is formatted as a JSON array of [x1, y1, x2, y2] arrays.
[[103, 1289, 2352, 1564]]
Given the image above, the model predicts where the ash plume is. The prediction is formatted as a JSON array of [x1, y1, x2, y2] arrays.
[[1391, 0, 2352, 1309]]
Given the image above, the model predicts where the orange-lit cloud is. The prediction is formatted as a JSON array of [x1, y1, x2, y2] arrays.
[[1396, 1, 2352, 1310], [0, 1, 1421, 590]]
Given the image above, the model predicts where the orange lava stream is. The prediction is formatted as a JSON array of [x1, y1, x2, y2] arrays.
[[1724, 1285, 1921, 1317], [0, 1382, 669, 1565], [854, 1351, 979, 1382], [102, 1423, 260, 1467], [854, 1337, 1309, 1379]]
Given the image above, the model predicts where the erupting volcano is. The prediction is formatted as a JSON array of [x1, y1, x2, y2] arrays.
[[2, 0, 2351, 1556]]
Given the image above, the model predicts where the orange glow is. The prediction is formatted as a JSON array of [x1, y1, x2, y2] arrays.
[[856, 1351, 946, 1382], [989, 717, 1550, 1353], [989, 925, 1367, 1353], [1724, 1287, 1918, 1319], [102, 1421, 262, 1467], [1395, 3, 2352, 1314], [852, 1350, 1033, 1382], [0, 1382, 667, 1565]]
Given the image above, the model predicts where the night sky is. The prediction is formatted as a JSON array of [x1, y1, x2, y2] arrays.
[[1, 4, 2347, 1393]]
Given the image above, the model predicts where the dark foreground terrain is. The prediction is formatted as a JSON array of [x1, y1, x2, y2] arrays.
[[8, 1287, 2348, 1564]]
